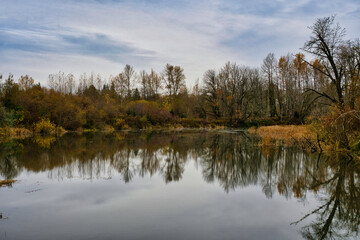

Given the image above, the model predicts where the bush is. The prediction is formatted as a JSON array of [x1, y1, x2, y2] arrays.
[[179, 118, 209, 128], [114, 118, 129, 130], [34, 118, 56, 135], [126, 100, 172, 125], [311, 104, 360, 150]]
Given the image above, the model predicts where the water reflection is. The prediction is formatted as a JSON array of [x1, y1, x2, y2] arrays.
[[0, 131, 359, 239], [294, 154, 360, 239]]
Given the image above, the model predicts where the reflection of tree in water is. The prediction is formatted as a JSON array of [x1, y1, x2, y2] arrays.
[[200, 134, 262, 192], [160, 147, 184, 183], [293, 154, 360, 240], [0, 141, 23, 179], [199, 134, 317, 197], [0, 132, 201, 183], [1, 131, 359, 238], [199, 134, 360, 238], [33, 135, 56, 149]]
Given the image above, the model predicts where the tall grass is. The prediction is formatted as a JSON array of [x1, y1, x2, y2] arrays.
[[251, 125, 318, 151], [0, 127, 32, 140]]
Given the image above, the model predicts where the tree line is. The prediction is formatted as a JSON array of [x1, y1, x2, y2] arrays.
[[0, 16, 359, 146]]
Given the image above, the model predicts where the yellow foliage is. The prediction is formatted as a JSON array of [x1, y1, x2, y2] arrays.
[[33, 135, 56, 148], [114, 118, 129, 130], [102, 125, 114, 133], [34, 118, 56, 135]]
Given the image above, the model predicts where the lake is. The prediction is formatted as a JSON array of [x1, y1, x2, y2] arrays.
[[0, 130, 359, 240]]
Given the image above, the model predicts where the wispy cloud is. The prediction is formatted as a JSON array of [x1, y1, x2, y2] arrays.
[[0, 0, 359, 86]]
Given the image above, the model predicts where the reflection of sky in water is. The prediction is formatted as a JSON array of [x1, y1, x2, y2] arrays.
[[0, 132, 358, 239], [1, 161, 315, 240]]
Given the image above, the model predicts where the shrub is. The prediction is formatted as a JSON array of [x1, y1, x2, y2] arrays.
[[114, 118, 129, 130], [179, 118, 209, 128], [126, 100, 172, 125], [311, 104, 360, 150], [34, 118, 56, 135]]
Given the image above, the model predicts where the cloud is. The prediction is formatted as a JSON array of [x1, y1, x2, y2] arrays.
[[0, 0, 359, 86]]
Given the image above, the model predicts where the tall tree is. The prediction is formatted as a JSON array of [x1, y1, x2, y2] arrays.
[[262, 53, 277, 117], [302, 16, 346, 107], [203, 69, 221, 119], [162, 64, 185, 97]]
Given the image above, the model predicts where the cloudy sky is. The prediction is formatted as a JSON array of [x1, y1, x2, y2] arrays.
[[1, 0, 359, 86]]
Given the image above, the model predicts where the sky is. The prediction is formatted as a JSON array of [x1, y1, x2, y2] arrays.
[[0, 0, 359, 87]]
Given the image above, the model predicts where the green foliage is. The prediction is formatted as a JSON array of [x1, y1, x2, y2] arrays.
[[0, 104, 12, 127], [352, 140, 360, 152], [11, 109, 24, 125]]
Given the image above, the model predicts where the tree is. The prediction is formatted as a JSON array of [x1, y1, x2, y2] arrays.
[[162, 64, 185, 97], [203, 69, 221, 119], [148, 69, 162, 99], [123, 64, 136, 98], [302, 16, 354, 148], [111, 73, 129, 101], [139, 70, 149, 99], [262, 53, 277, 117], [18, 75, 34, 91], [302, 16, 346, 107]]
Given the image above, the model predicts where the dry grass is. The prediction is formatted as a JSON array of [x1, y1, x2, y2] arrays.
[[253, 125, 315, 146], [0, 127, 32, 140], [0, 179, 17, 187]]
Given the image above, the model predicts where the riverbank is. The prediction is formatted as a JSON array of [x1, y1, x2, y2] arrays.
[[250, 125, 360, 156], [249, 125, 314, 145]]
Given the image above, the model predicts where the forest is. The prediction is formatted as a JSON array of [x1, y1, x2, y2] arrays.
[[0, 16, 359, 151]]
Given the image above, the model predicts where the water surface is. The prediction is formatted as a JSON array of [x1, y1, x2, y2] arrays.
[[0, 131, 359, 239]]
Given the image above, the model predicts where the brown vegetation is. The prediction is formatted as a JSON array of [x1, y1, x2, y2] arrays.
[[0, 179, 17, 187], [0, 127, 32, 140], [252, 125, 314, 146]]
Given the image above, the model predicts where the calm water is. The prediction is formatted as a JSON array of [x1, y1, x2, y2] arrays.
[[0, 130, 359, 240]]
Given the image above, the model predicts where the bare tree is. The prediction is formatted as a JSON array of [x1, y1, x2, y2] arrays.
[[162, 64, 185, 97], [148, 69, 162, 99], [203, 69, 221, 118], [18, 75, 34, 90], [123, 64, 136, 98], [302, 16, 346, 107], [111, 73, 127, 98], [262, 53, 277, 117], [139, 70, 148, 99]]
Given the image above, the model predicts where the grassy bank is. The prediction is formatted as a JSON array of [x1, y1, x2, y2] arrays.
[[249, 125, 321, 152], [250, 125, 360, 156]]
